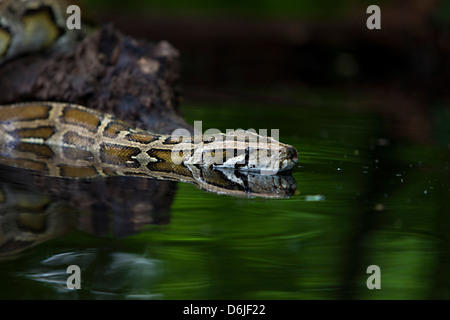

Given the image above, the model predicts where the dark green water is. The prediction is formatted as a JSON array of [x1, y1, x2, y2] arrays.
[[0, 96, 448, 299]]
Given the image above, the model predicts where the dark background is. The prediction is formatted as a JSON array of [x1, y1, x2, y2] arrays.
[[86, 0, 449, 147]]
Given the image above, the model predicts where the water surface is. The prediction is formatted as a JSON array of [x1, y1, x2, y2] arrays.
[[0, 96, 448, 299]]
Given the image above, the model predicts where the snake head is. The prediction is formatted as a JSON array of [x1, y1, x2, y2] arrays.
[[245, 141, 298, 175], [278, 145, 298, 172], [197, 129, 298, 175]]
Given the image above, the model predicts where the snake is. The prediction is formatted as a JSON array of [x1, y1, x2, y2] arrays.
[[0, 0, 298, 195], [0, 102, 297, 187]]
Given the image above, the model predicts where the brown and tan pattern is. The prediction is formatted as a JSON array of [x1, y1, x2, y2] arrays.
[[0, 102, 297, 197]]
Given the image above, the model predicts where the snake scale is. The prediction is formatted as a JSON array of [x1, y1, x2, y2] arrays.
[[0, 0, 298, 192]]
